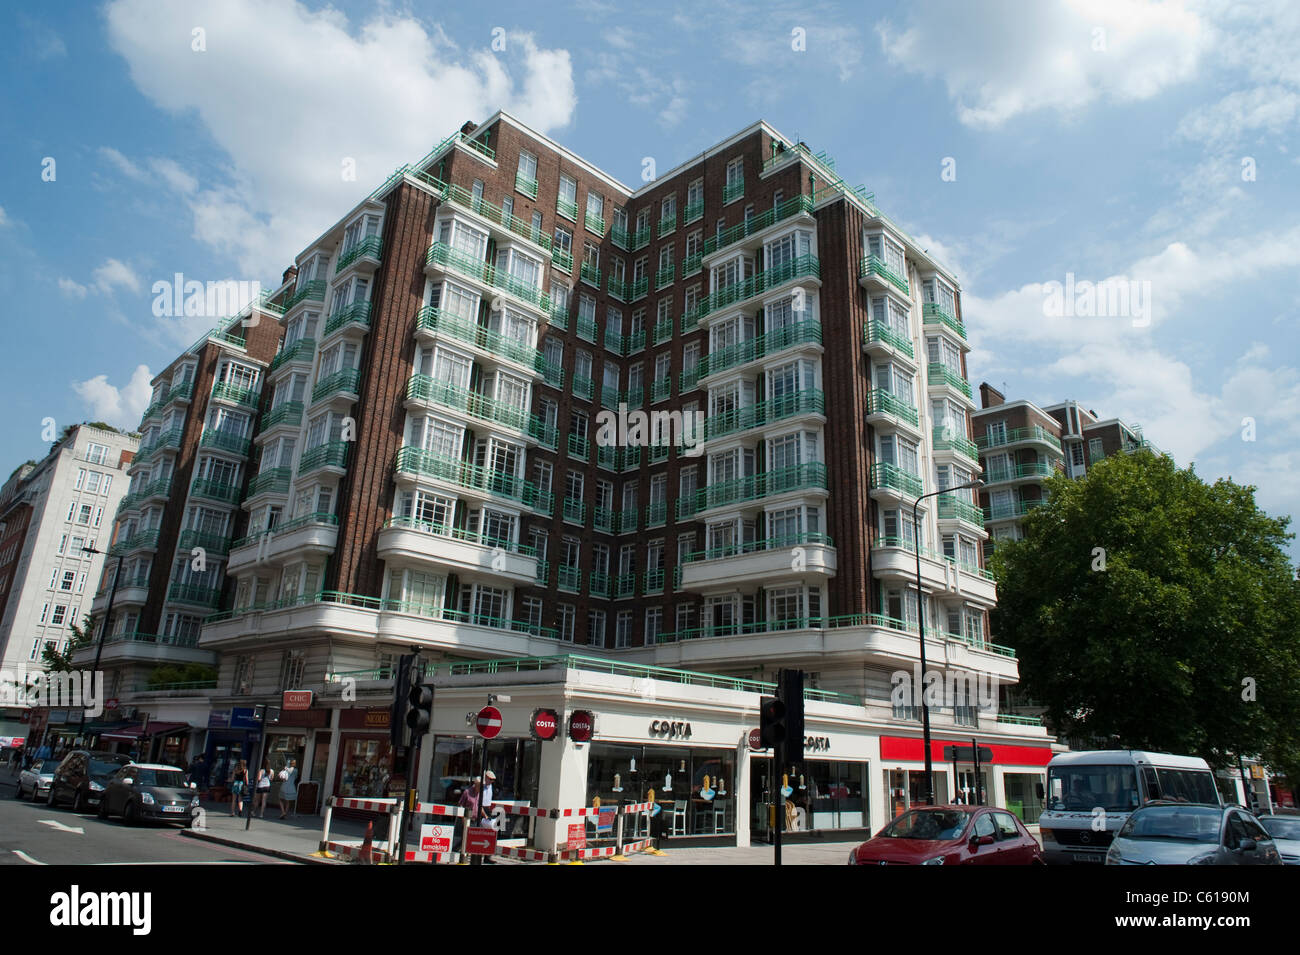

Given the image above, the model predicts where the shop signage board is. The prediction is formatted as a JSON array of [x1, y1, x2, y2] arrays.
[[282, 690, 313, 711], [566, 823, 586, 850], [568, 710, 594, 742], [476, 706, 503, 739], [530, 708, 559, 741], [419, 824, 453, 854], [748, 728, 764, 751], [465, 827, 497, 855]]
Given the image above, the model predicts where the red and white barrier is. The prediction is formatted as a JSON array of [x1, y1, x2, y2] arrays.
[[412, 801, 467, 818], [322, 840, 393, 863], [496, 845, 552, 863], [403, 849, 462, 864], [620, 802, 654, 813], [332, 796, 401, 813]]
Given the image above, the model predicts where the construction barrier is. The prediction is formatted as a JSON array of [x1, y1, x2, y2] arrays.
[[318, 795, 403, 864]]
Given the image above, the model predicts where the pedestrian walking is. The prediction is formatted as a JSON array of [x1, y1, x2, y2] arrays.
[[254, 760, 272, 818], [229, 759, 248, 816], [277, 759, 298, 819]]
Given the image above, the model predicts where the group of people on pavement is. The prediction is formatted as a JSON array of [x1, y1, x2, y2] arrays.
[[185, 753, 299, 820]]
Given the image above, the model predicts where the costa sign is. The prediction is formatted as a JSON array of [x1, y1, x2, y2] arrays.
[[649, 719, 692, 739], [530, 708, 560, 741], [568, 709, 595, 742]]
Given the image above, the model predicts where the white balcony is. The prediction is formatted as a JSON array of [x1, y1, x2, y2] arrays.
[[681, 541, 836, 591], [376, 522, 538, 586]]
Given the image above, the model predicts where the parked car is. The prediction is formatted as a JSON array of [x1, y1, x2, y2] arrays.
[[46, 750, 132, 812], [1256, 813, 1300, 865], [848, 806, 1043, 865], [14, 759, 54, 801], [98, 763, 200, 826], [1105, 802, 1283, 865]]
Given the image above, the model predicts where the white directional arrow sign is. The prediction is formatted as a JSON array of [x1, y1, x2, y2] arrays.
[[38, 819, 84, 835]]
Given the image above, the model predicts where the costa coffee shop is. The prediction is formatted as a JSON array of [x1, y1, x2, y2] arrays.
[[405, 655, 1057, 850]]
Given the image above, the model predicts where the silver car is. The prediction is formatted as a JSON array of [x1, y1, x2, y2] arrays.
[[1256, 813, 1300, 865], [1105, 802, 1283, 865], [13, 759, 54, 801]]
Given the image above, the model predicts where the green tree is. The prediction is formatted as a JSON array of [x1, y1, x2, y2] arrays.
[[991, 451, 1300, 777], [41, 615, 96, 672]]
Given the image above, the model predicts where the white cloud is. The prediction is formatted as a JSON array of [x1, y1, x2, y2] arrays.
[[0, 206, 8, 227], [148, 158, 199, 195], [57, 277, 88, 299], [99, 146, 146, 181], [1176, 85, 1300, 146], [104, 0, 577, 274], [92, 258, 142, 295], [878, 0, 1206, 127], [72, 364, 153, 429]]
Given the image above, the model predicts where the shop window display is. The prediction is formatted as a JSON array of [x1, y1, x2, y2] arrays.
[[587, 744, 736, 839], [338, 737, 395, 798], [751, 757, 870, 838]]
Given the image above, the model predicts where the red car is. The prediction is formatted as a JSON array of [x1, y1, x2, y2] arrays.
[[848, 805, 1043, 865]]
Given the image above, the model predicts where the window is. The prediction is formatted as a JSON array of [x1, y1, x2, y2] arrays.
[[516, 150, 538, 195], [279, 649, 307, 690], [85, 443, 109, 465], [615, 610, 634, 648], [586, 191, 604, 228], [1088, 437, 1104, 462], [233, 654, 255, 695], [686, 178, 703, 218], [60, 570, 75, 591], [558, 176, 578, 217], [588, 609, 606, 648], [558, 604, 577, 642], [51, 605, 67, 626], [645, 607, 663, 643], [725, 158, 744, 199], [521, 597, 543, 634]]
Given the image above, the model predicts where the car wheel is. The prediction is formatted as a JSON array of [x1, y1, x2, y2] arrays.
[[124, 800, 139, 826], [12, 781, 22, 799], [46, 784, 58, 808], [98, 795, 110, 820], [73, 790, 87, 814]]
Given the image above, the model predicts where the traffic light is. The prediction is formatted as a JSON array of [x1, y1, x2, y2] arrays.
[[780, 668, 805, 767], [391, 653, 416, 747], [759, 696, 786, 748], [407, 677, 433, 736]]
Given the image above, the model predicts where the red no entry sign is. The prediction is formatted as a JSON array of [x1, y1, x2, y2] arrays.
[[476, 705, 503, 739]]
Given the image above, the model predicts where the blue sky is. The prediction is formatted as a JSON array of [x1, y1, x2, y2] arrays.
[[1, 0, 1297, 559]]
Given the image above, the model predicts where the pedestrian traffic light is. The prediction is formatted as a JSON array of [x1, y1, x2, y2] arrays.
[[759, 696, 786, 748], [780, 668, 805, 767], [407, 677, 433, 736]]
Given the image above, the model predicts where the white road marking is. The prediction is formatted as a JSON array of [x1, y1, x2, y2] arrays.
[[38, 819, 84, 835], [13, 850, 46, 865]]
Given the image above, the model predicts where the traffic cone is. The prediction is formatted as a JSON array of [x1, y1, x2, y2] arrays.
[[359, 820, 374, 865]]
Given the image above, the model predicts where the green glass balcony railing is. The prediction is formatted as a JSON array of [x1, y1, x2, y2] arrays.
[[311, 368, 361, 403], [596, 446, 617, 471], [551, 248, 573, 273], [118, 476, 172, 512], [659, 213, 676, 237], [589, 571, 611, 597], [245, 467, 290, 499], [722, 180, 744, 204], [651, 378, 671, 403], [394, 446, 551, 511], [983, 461, 1061, 483], [696, 319, 822, 379], [631, 226, 651, 251], [515, 172, 539, 199], [415, 307, 539, 371], [615, 509, 638, 534], [594, 506, 614, 533], [684, 198, 704, 224], [538, 356, 564, 389], [686, 532, 834, 563], [380, 516, 531, 556], [425, 242, 551, 313], [298, 440, 350, 474], [567, 432, 590, 461], [931, 427, 979, 462], [976, 426, 1063, 452], [645, 568, 665, 592], [679, 366, 700, 392], [535, 560, 550, 584], [108, 528, 160, 556], [580, 262, 601, 288], [260, 400, 304, 432], [655, 264, 675, 289], [937, 493, 985, 528], [607, 276, 628, 302], [335, 235, 382, 274], [984, 498, 1046, 522], [323, 300, 372, 337], [610, 223, 630, 250], [676, 497, 699, 521], [562, 498, 586, 525], [557, 565, 582, 592], [615, 573, 637, 598], [557, 197, 578, 221], [859, 255, 910, 295], [600, 385, 619, 411], [927, 362, 972, 398], [585, 212, 605, 235], [693, 254, 820, 321], [653, 317, 674, 345], [863, 319, 914, 357], [870, 462, 923, 498], [177, 529, 231, 556], [573, 375, 594, 401], [199, 430, 251, 456], [866, 389, 919, 426], [702, 194, 815, 257], [190, 478, 241, 504], [704, 389, 824, 441], [922, 303, 966, 340], [683, 252, 703, 275], [136, 426, 183, 462], [646, 502, 667, 527], [407, 375, 540, 435], [269, 337, 316, 373], [167, 582, 222, 608], [166, 380, 194, 405], [285, 279, 326, 310], [694, 462, 826, 512], [549, 300, 569, 330], [577, 314, 598, 342], [211, 381, 259, 407], [622, 446, 641, 470]]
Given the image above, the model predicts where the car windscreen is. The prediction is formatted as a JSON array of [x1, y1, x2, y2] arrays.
[[132, 769, 188, 788], [1259, 816, 1300, 841], [880, 809, 970, 840], [1047, 764, 1138, 812], [90, 757, 129, 776], [1119, 807, 1220, 843]]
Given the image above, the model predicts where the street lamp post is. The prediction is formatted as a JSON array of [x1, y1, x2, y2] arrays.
[[79, 546, 125, 742], [911, 479, 984, 806]]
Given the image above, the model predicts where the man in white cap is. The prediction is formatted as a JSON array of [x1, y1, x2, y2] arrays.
[[482, 770, 496, 821]]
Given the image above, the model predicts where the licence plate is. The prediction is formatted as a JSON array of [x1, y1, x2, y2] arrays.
[[162, 806, 185, 813], [1072, 852, 1102, 863]]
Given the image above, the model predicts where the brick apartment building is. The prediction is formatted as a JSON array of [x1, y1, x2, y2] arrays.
[[78, 113, 1055, 827], [974, 382, 1164, 548]]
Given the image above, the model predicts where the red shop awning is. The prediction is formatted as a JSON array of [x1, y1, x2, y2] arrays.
[[880, 736, 1053, 767]]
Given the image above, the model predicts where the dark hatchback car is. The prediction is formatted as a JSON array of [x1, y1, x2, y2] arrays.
[[47, 750, 132, 812], [1105, 802, 1283, 865], [848, 806, 1044, 865], [98, 764, 200, 826]]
